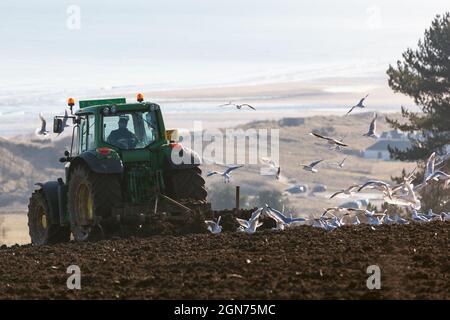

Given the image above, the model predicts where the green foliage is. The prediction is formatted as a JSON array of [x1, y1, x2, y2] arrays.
[[386, 13, 450, 161]]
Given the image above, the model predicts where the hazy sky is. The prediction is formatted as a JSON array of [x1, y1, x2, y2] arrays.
[[0, 0, 448, 90]]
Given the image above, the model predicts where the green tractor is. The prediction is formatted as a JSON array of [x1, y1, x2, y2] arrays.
[[28, 95, 208, 245]]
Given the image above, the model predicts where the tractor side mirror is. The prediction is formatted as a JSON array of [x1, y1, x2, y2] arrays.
[[53, 118, 63, 134]]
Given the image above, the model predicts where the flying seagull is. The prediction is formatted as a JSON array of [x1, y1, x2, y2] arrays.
[[260, 157, 281, 179], [236, 208, 264, 234], [346, 94, 369, 115], [264, 205, 306, 230], [207, 165, 244, 183], [57, 110, 71, 136], [363, 113, 379, 138], [357, 180, 393, 199], [204, 216, 222, 234], [310, 132, 348, 150], [218, 101, 256, 110], [36, 113, 49, 136], [425, 170, 450, 185], [333, 157, 348, 169], [329, 184, 360, 199], [301, 159, 324, 173]]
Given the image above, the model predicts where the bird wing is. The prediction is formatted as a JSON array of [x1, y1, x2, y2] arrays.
[[204, 220, 216, 228], [240, 104, 256, 110], [62, 110, 69, 126], [266, 206, 287, 223], [309, 159, 323, 168], [426, 170, 450, 182], [346, 105, 356, 115], [330, 191, 343, 199], [368, 114, 377, 134], [225, 165, 243, 174], [310, 132, 329, 141], [206, 171, 220, 177], [39, 113, 47, 132], [358, 180, 390, 192], [424, 152, 436, 181], [332, 139, 348, 147], [236, 218, 250, 228], [249, 208, 263, 221], [217, 102, 233, 108]]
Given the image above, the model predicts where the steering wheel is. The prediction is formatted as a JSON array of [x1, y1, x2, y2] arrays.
[[116, 137, 138, 149]]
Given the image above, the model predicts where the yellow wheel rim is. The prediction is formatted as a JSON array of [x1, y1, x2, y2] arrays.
[[38, 207, 48, 230], [77, 184, 94, 224]]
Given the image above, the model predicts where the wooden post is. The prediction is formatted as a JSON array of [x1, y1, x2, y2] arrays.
[[235, 186, 240, 212]]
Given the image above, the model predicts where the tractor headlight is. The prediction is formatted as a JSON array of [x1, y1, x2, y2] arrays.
[[110, 105, 117, 114], [103, 107, 110, 115]]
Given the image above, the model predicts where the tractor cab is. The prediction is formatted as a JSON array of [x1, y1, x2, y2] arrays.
[[27, 94, 208, 245]]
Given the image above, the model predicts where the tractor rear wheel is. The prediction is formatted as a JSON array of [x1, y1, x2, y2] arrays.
[[68, 165, 122, 241], [27, 189, 70, 245], [165, 166, 207, 201]]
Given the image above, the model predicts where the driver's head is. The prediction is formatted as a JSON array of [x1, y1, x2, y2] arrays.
[[118, 115, 129, 129]]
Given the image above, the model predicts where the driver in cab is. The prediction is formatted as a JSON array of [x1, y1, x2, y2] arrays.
[[107, 115, 137, 149]]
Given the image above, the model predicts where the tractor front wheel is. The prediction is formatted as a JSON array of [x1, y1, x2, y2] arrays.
[[27, 189, 70, 245], [68, 165, 122, 241]]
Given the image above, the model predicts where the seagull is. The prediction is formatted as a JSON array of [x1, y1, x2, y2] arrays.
[[260, 157, 281, 179], [264, 205, 306, 230], [392, 168, 417, 195], [346, 94, 369, 115], [382, 214, 395, 225], [312, 218, 337, 231], [310, 132, 348, 150], [329, 184, 360, 199], [352, 215, 361, 225], [333, 157, 348, 168], [424, 152, 436, 183], [423, 209, 442, 221], [425, 170, 450, 185], [57, 110, 71, 136], [218, 101, 256, 110], [363, 113, 379, 138], [411, 210, 430, 222], [358, 180, 393, 199], [207, 165, 244, 183], [301, 159, 324, 173], [348, 208, 386, 225], [36, 113, 49, 136], [387, 182, 421, 210], [236, 208, 264, 234], [204, 216, 222, 234], [394, 214, 410, 225], [320, 207, 349, 218]]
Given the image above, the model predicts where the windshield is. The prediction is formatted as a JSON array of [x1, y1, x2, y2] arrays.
[[103, 110, 159, 150]]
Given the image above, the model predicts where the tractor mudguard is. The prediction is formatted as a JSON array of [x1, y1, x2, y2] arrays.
[[164, 145, 201, 170], [37, 181, 61, 226], [72, 151, 124, 175]]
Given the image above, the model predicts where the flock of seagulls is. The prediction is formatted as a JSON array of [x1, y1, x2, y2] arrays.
[[204, 204, 449, 234], [205, 94, 449, 235]]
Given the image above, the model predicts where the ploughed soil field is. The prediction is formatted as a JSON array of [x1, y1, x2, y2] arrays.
[[0, 221, 448, 299]]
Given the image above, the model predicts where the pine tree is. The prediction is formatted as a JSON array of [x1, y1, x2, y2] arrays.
[[386, 13, 450, 161]]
